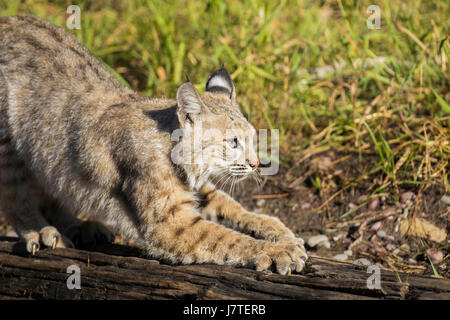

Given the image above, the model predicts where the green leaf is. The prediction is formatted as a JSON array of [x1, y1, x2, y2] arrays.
[[248, 65, 280, 82], [431, 88, 450, 114]]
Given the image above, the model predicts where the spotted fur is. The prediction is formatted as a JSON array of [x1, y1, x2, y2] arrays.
[[0, 15, 307, 274]]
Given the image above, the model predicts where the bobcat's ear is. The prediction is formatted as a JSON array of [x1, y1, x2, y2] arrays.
[[205, 66, 236, 103], [176, 82, 207, 125]]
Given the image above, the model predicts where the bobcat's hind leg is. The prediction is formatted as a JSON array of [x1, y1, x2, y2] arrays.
[[0, 166, 73, 254], [0, 64, 72, 253], [65, 220, 115, 248], [1, 202, 74, 254], [42, 200, 115, 249]]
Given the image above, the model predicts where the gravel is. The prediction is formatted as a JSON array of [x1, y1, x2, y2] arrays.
[[370, 221, 382, 232], [307, 235, 330, 248], [353, 258, 371, 266], [376, 230, 387, 238], [348, 202, 357, 210], [368, 197, 379, 210], [400, 191, 415, 204], [333, 254, 348, 261], [255, 199, 266, 208], [441, 195, 450, 205], [6, 230, 18, 238], [300, 202, 311, 210], [426, 248, 444, 264]]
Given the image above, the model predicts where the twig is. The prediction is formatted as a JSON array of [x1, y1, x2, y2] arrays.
[[394, 22, 430, 55], [251, 193, 292, 199]]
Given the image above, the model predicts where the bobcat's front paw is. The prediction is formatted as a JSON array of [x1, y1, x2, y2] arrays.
[[277, 235, 308, 260], [259, 216, 303, 244], [260, 218, 307, 259], [254, 241, 308, 275]]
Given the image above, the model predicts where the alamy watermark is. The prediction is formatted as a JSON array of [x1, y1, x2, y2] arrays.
[[354, 258, 382, 290], [66, 264, 81, 289], [169, 123, 280, 176], [66, 5, 81, 30], [366, 264, 381, 289], [366, 5, 381, 29]]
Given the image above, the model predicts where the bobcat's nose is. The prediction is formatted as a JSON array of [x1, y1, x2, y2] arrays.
[[248, 160, 259, 168]]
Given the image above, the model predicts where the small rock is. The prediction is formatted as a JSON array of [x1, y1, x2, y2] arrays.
[[332, 232, 345, 242], [319, 241, 331, 249], [370, 234, 380, 244], [408, 258, 417, 264], [426, 248, 444, 264], [300, 202, 311, 210], [400, 191, 415, 204], [256, 199, 266, 208], [6, 229, 18, 238], [370, 221, 382, 232], [315, 156, 332, 170], [386, 243, 396, 251], [401, 208, 409, 219], [333, 254, 348, 261], [441, 195, 450, 205], [348, 202, 357, 210], [374, 246, 388, 256], [353, 258, 371, 266], [254, 207, 264, 214], [377, 230, 387, 238], [307, 235, 329, 248], [368, 197, 379, 210], [344, 249, 353, 257], [357, 195, 368, 203]]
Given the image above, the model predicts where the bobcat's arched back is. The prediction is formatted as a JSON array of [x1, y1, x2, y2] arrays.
[[0, 15, 307, 275]]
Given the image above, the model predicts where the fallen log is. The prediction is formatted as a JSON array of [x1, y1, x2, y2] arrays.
[[0, 237, 448, 300]]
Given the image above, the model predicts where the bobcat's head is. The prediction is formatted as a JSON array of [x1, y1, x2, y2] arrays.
[[175, 67, 260, 191]]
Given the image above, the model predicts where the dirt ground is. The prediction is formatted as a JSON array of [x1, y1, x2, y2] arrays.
[[1, 149, 448, 279], [237, 150, 449, 279]]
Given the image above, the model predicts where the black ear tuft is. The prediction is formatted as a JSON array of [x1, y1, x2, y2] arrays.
[[205, 66, 234, 98]]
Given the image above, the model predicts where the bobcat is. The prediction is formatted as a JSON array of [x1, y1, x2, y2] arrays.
[[0, 15, 307, 275]]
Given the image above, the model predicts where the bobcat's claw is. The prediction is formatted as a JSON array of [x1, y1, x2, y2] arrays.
[[31, 242, 39, 255]]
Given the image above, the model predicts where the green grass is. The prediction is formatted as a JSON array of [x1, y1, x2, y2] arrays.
[[1, 0, 449, 193]]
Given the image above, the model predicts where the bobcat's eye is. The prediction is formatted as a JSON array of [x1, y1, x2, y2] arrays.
[[227, 137, 239, 149]]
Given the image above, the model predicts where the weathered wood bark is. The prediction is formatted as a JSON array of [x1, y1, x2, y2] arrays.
[[0, 237, 448, 299]]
